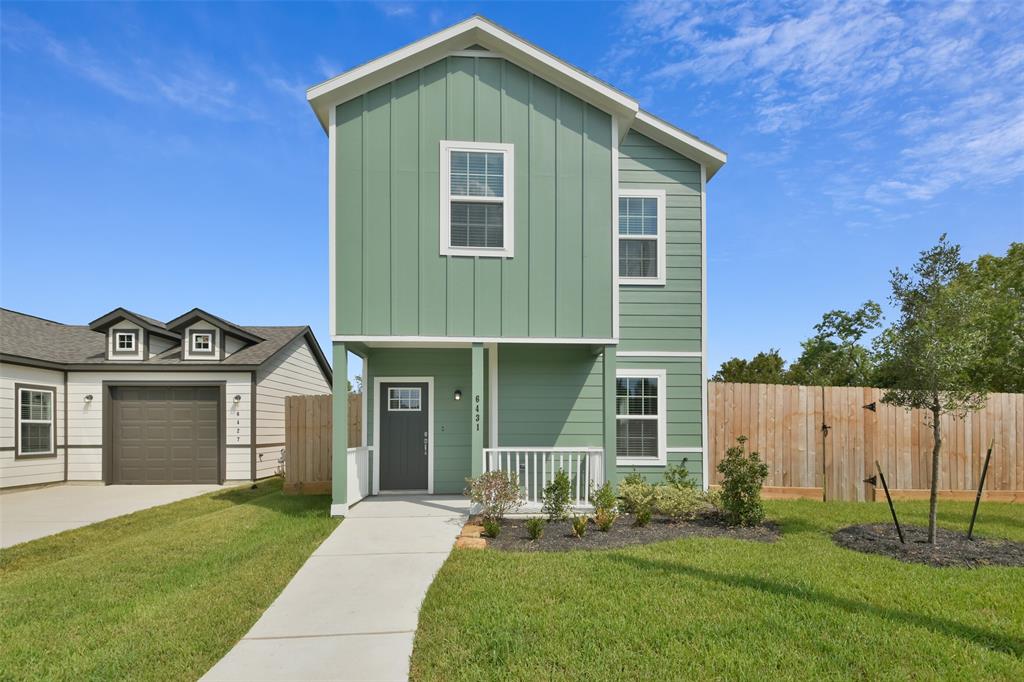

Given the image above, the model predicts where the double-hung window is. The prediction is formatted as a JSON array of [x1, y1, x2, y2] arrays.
[[615, 369, 666, 465], [618, 189, 666, 285], [17, 385, 55, 457], [440, 140, 515, 258]]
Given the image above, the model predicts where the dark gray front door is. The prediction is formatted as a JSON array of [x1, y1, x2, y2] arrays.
[[379, 382, 429, 490], [110, 386, 221, 484]]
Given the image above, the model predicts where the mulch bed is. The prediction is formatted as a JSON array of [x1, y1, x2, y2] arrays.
[[484, 513, 780, 552], [833, 523, 1024, 568]]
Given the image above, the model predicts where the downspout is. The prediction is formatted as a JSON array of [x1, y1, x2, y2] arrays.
[[63, 370, 69, 482], [250, 371, 257, 485]]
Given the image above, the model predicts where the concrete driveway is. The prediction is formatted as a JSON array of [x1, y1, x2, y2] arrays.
[[0, 483, 223, 548], [203, 494, 470, 682]]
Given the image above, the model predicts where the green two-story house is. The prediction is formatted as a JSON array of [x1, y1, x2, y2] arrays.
[[308, 16, 726, 515]]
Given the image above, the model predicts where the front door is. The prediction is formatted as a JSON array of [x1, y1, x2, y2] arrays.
[[379, 382, 429, 490]]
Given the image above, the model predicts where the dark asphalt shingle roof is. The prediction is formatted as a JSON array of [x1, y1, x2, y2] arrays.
[[0, 309, 312, 368]]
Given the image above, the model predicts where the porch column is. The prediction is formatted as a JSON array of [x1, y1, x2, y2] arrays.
[[602, 345, 617, 486], [471, 342, 484, 478], [331, 342, 348, 516]]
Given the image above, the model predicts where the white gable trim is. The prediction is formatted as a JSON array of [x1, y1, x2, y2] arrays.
[[632, 111, 727, 180]]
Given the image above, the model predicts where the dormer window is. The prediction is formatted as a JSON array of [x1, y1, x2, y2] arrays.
[[192, 332, 213, 353], [115, 332, 136, 351]]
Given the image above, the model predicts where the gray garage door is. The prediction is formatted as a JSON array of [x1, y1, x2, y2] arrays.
[[110, 386, 221, 484]]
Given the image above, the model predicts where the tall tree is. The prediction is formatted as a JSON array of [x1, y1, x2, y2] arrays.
[[787, 302, 882, 386], [712, 349, 788, 384], [873, 235, 987, 544]]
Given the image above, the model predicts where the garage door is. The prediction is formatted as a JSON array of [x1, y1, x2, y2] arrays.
[[110, 386, 221, 484]]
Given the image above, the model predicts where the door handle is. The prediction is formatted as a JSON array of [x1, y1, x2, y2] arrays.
[[423, 431, 429, 456]]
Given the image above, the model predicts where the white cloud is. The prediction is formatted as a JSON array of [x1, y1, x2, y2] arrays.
[[374, 2, 417, 19], [615, 0, 1024, 204]]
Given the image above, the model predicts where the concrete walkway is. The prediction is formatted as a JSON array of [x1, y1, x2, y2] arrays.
[[203, 495, 470, 682], [0, 483, 222, 548]]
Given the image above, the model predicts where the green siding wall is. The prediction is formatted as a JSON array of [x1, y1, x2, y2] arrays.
[[334, 56, 613, 340], [618, 130, 703, 353], [497, 345, 604, 448], [612, 357, 704, 485]]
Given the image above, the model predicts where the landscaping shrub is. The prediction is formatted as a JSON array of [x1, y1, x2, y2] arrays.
[[702, 488, 723, 511], [591, 481, 617, 513], [542, 469, 573, 521], [482, 518, 502, 538], [716, 435, 769, 526], [655, 484, 704, 521], [595, 508, 617, 532], [465, 470, 523, 522], [618, 474, 656, 518], [525, 517, 546, 540], [635, 507, 652, 527], [571, 515, 589, 538], [664, 463, 697, 490]]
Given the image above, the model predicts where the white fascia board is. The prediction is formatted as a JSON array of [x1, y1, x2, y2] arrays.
[[307, 16, 639, 133], [631, 111, 727, 181]]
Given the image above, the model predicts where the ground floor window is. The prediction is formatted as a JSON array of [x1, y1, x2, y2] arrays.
[[17, 385, 55, 457], [616, 369, 666, 465]]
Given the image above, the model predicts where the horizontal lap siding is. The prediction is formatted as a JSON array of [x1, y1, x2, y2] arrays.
[[334, 56, 612, 340], [255, 337, 332, 479], [0, 363, 66, 489], [498, 345, 603, 448], [366, 348, 474, 494], [618, 130, 702, 353], [614, 357, 704, 485]]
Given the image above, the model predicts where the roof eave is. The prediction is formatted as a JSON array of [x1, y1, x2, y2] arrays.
[[88, 308, 180, 339], [165, 309, 265, 344], [631, 111, 728, 180]]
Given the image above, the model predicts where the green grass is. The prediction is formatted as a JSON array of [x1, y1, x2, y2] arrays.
[[411, 500, 1024, 681], [0, 479, 339, 681]]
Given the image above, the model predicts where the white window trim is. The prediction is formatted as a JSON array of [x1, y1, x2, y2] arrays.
[[615, 368, 667, 466], [618, 188, 666, 286], [192, 333, 213, 352], [17, 387, 55, 457], [387, 387, 422, 412], [439, 139, 515, 258], [115, 332, 136, 351]]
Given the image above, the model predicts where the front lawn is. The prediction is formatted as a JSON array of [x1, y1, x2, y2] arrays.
[[0, 479, 338, 681], [412, 500, 1024, 680]]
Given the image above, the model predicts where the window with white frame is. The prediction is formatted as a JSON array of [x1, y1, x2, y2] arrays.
[[17, 386, 54, 456], [192, 333, 213, 352], [440, 140, 514, 257], [618, 189, 666, 285], [388, 387, 422, 411], [115, 332, 136, 351], [616, 370, 666, 465]]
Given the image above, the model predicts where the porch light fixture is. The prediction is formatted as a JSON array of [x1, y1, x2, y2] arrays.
[[84, 394, 93, 402], [453, 389, 462, 401], [233, 394, 242, 403]]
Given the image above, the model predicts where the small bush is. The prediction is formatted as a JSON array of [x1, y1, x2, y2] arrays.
[[655, 484, 703, 522], [664, 463, 697, 491], [635, 507, 652, 527], [595, 507, 618, 532], [571, 515, 589, 538], [716, 435, 769, 526], [525, 517, 546, 540], [619, 474, 656, 518], [702, 488, 723, 511], [590, 481, 617, 514], [542, 469, 573, 521], [464, 470, 522, 523], [482, 518, 501, 539]]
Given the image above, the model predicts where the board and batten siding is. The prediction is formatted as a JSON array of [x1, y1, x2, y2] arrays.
[[64, 371, 253, 482], [618, 130, 702, 354], [0, 363, 66, 489], [334, 55, 613, 340], [497, 345, 604, 448], [255, 336, 332, 479]]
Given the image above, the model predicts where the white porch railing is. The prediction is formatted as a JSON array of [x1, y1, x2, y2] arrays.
[[483, 448, 604, 507], [347, 446, 373, 505]]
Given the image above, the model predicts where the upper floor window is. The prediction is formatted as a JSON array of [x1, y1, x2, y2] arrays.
[[618, 189, 666, 286], [191, 332, 213, 353], [440, 140, 515, 258], [115, 332, 136, 352], [17, 385, 55, 457]]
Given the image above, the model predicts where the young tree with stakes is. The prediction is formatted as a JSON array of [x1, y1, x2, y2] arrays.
[[873, 235, 988, 544]]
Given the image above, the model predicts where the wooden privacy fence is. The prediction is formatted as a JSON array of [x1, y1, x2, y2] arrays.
[[708, 382, 1023, 502], [283, 393, 361, 494]]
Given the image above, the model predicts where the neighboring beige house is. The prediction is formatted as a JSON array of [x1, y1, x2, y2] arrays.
[[0, 307, 331, 489]]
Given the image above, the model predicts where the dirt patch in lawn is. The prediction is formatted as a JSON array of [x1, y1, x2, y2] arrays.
[[833, 523, 1024, 568], [484, 513, 779, 552]]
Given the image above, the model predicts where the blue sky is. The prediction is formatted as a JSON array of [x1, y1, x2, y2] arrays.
[[2, 1, 1022, 386]]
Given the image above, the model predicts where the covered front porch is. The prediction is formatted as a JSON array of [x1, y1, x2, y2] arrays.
[[330, 342, 617, 515]]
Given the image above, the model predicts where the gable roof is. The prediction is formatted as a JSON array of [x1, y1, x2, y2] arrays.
[[89, 307, 179, 339], [0, 308, 331, 384], [166, 308, 265, 344], [307, 15, 727, 179]]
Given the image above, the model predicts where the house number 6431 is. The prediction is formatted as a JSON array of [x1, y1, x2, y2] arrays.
[[474, 394, 480, 431]]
